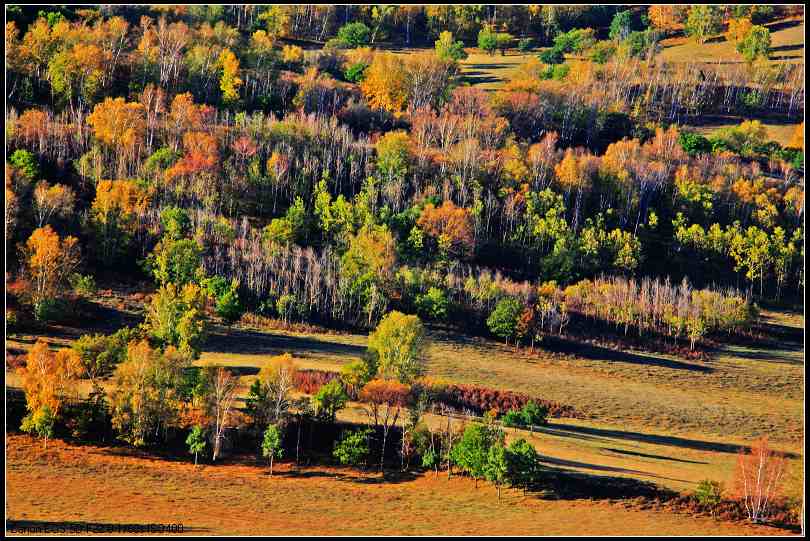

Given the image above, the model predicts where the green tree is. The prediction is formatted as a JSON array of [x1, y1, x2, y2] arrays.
[[435, 31, 467, 62], [202, 276, 244, 325], [367, 311, 426, 384], [312, 379, 349, 423], [186, 425, 206, 465], [478, 26, 498, 55], [145, 283, 208, 359], [415, 287, 450, 321], [451, 423, 504, 488], [337, 22, 371, 48], [261, 424, 283, 475], [21, 405, 56, 449], [484, 442, 509, 501], [505, 438, 541, 494], [609, 10, 633, 41], [148, 238, 203, 287], [737, 25, 770, 63], [486, 297, 524, 345], [685, 6, 722, 44], [333, 427, 372, 466]]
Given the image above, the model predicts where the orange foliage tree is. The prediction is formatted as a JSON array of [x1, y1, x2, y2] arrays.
[[417, 200, 475, 259], [21, 226, 81, 312], [86, 97, 146, 176], [18, 339, 81, 446], [359, 378, 411, 472], [732, 437, 788, 523], [91, 179, 150, 265]]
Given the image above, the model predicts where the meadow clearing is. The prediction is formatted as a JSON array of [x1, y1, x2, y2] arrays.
[[6, 294, 804, 534]]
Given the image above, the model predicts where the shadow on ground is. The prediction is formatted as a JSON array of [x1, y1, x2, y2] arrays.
[[205, 327, 365, 360], [537, 422, 800, 458]]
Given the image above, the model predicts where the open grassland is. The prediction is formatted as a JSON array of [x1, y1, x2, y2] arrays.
[[658, 18, 805, 65], [6, 434, 789, 536]]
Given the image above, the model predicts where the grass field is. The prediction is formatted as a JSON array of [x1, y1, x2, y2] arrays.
[[6, 302, 804, 509], [6, 434, 790, 536], [658, 18, 805, 66]]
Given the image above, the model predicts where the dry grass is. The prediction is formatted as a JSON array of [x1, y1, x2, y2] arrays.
[[6, 434, 789, 536], [658, 18, 804, 66], [6, 305, 804, 521]]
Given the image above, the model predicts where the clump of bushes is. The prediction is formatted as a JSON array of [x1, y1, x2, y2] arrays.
[[501, 401, 549, 428]]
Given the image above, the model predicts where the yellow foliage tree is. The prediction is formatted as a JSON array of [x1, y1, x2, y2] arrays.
[[22, 226, 81, 310], [218, 48, 242, 104], [360, 52, 409, 114]]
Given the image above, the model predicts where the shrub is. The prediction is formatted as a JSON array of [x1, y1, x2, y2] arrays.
[[336, 22, 371, 48], [415, 287, 450, 321], [589, 41, 616, 64], [539, 46, 565, 65], [520, 401, 548, 426], [333, 427, 372, 466], [344, 61, 369, 83], [69, 274, 97, 297], [678, 131, 713, 156], [695, 479, 723, 511], [517, 37, 533, 52], [501, 409, 524, 427]]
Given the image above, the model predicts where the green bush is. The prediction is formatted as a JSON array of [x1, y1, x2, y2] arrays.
[[678, 131, 713, 156], [344, 61, 369, 83], [694, 479, 723, 511], [539, 46, 565, 65], [333, 427, 372, 466], [336, 22, 371, 48], [415, 287, 450, 321], [517, 37, 533, 52]]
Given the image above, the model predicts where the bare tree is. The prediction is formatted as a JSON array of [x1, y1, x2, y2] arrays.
[[207, 367, 239, 462], [733, 437, 788, 523]]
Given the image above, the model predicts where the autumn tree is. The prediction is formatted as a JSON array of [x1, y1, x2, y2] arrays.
[[32, 181, 75, 227], [21, 226, 81, 319], [90, 179, 150, 266], [86, 97, 146, 176], [204, 366, 240, 461], [359, 378, 411, 473], [648, 6, 686, 35], [256, 353, 298, 424], [733, 437, 787, 523], [360, 52, 408, 114], [417, 201, 476, 260], [217, 48, 242, 105], [110, 340, 188, 446], [367, 311, 427, 384], [18, 339, 81, 447]]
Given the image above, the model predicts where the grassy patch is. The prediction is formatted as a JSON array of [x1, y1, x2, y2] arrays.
[[6, 434, 789, 536]]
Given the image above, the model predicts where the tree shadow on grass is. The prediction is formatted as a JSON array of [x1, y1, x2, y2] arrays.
[[541, 337, 713, 373], [536, 422, 800, 458], [602, 447, 708, 465], [537, 455, 693, 485], [530, 466, 678, 502], [6, 519, 209, 534], [205, 327, 366, 360], [274, 466, 419, 485]]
